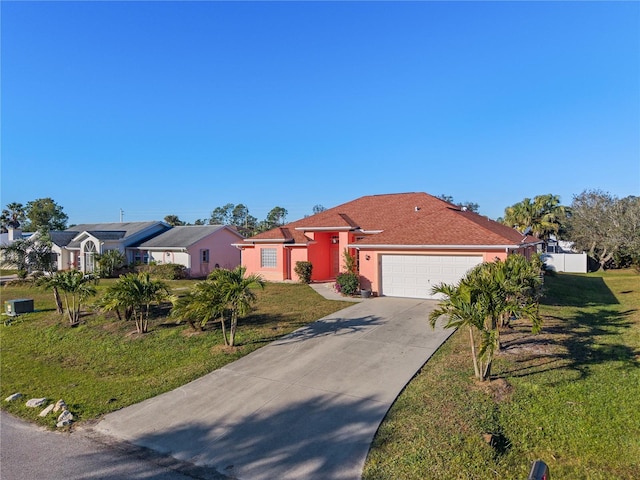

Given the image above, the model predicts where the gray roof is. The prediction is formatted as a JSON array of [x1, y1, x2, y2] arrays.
[[49, 231, 79, 247], [64, 222, 168, 249], [67, 222, 163, 237], [137, 225, 240, 249]]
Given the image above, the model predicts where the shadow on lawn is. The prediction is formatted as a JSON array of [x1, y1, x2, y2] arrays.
[[540, 274, 619, 307], [498, 275, 638, 382]]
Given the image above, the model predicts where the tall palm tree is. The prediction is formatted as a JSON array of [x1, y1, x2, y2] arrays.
[[208, 266, 265, 346], [503, 194, 567, 240], [47, 270, 97, 326]]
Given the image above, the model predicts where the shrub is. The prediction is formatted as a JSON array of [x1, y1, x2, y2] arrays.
[[335, 272, 359, 296], [136, 263, 187, 280], [294, 261, 313, 283]]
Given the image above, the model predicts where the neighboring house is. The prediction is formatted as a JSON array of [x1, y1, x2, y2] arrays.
[[136, 225, 244, 277], [0, 227, 33, 269], [43, 222, 243, 276], [0, 227, 32, 247], [239, 192, 542, 299], [48, 222, 171, 273]]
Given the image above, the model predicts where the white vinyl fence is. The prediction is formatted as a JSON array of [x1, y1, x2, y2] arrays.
[[541, 253, 587, 273]]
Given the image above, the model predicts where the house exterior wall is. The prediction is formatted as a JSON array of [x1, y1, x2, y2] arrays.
[[241, 244, 288, 282], [51, 244, 76, 271], [142, 229, 242, 278], [147, 250, 191, 268], [288, 246, 310, 282], [187, 229, 241, 277]]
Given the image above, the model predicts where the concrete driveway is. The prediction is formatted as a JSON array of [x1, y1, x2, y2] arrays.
[[94, 297, 452, 480]]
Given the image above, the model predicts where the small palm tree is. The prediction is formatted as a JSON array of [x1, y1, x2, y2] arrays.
[[101, 272, 170, 333], [47, 270, 97, 326], [208, 266, 265, 346], [430, 256, 543, 382], [170, 280, 226, 333], [95, 249, 127, 278], [429, 282, 487, 379]]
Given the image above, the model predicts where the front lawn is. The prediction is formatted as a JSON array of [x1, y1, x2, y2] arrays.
[[0, 279, 352, 427], [363, 269, 640, 479]]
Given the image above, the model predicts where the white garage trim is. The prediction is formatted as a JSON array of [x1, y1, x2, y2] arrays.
[[380, 254, 483, 299]]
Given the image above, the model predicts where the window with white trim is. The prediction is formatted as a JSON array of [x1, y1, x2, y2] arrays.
[[260, 248, 277, 268]]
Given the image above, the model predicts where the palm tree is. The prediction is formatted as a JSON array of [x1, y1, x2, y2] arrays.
[[170, 280, 226, 334], [429, 256, 543, 382], [429, 282, 487, 379], [0, 238, 31, 278], [100, 272, 170, 333], [208, 266, 265, 346], [95, 249, 126, 278], [503, 194, 567, 241], [47, 270, 97, 326]]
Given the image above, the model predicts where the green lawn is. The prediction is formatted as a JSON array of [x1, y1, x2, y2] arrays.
[[0, 279, 352, 427], [363, 269, 640, 480]]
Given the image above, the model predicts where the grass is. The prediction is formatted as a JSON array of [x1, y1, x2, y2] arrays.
[[0, 279, 351, 427], [363, 269, 640, 480]]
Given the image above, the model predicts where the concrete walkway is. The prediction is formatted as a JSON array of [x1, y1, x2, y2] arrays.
[[94, 296, 452, 480]]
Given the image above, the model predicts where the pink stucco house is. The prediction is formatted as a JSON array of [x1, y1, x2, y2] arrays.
[[238, 192, 541, 299]]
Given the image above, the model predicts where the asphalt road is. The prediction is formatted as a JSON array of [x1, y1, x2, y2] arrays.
[[0, 410, 226, 480]]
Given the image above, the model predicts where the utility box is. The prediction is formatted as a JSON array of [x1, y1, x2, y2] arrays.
[[5, 299, 34, 316]]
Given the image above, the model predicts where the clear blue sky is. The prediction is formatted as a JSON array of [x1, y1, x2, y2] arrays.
[[2, 1, 639, 225]]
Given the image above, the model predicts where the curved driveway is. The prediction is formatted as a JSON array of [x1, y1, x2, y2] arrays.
[[94, 297, 452, 480]]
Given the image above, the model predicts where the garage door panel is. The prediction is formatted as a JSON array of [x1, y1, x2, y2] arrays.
[[381, 255, 483, 299]]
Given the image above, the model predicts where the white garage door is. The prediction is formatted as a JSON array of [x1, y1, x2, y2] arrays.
[[381, 255, 484, 299]]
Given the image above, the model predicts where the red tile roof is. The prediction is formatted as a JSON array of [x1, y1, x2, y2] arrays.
[[245, 192, 540, 247]]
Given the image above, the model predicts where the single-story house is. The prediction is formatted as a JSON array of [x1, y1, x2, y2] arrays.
[[136, 225, 243, 277], [48, 222, 171, 272], [238, 192, 542, 299], [42, 222, 242, 276]]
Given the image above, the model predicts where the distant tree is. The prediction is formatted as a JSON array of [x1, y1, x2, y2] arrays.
[[209, 203, 234, 225], [502, 194, 567, 240], [566, 190, 640, 269], [259, 206, 288, 232], [230, 204, 258, 237], [1, 202, 26, 232], [436, 194, 480, 213], [193, 219, 206, 225], [312, 204, 327, 215], [24, 198, 68, 231], [164, 215, 185, 226]]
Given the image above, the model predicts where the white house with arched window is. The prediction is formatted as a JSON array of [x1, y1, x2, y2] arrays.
[[53, 222, 171, 273]]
